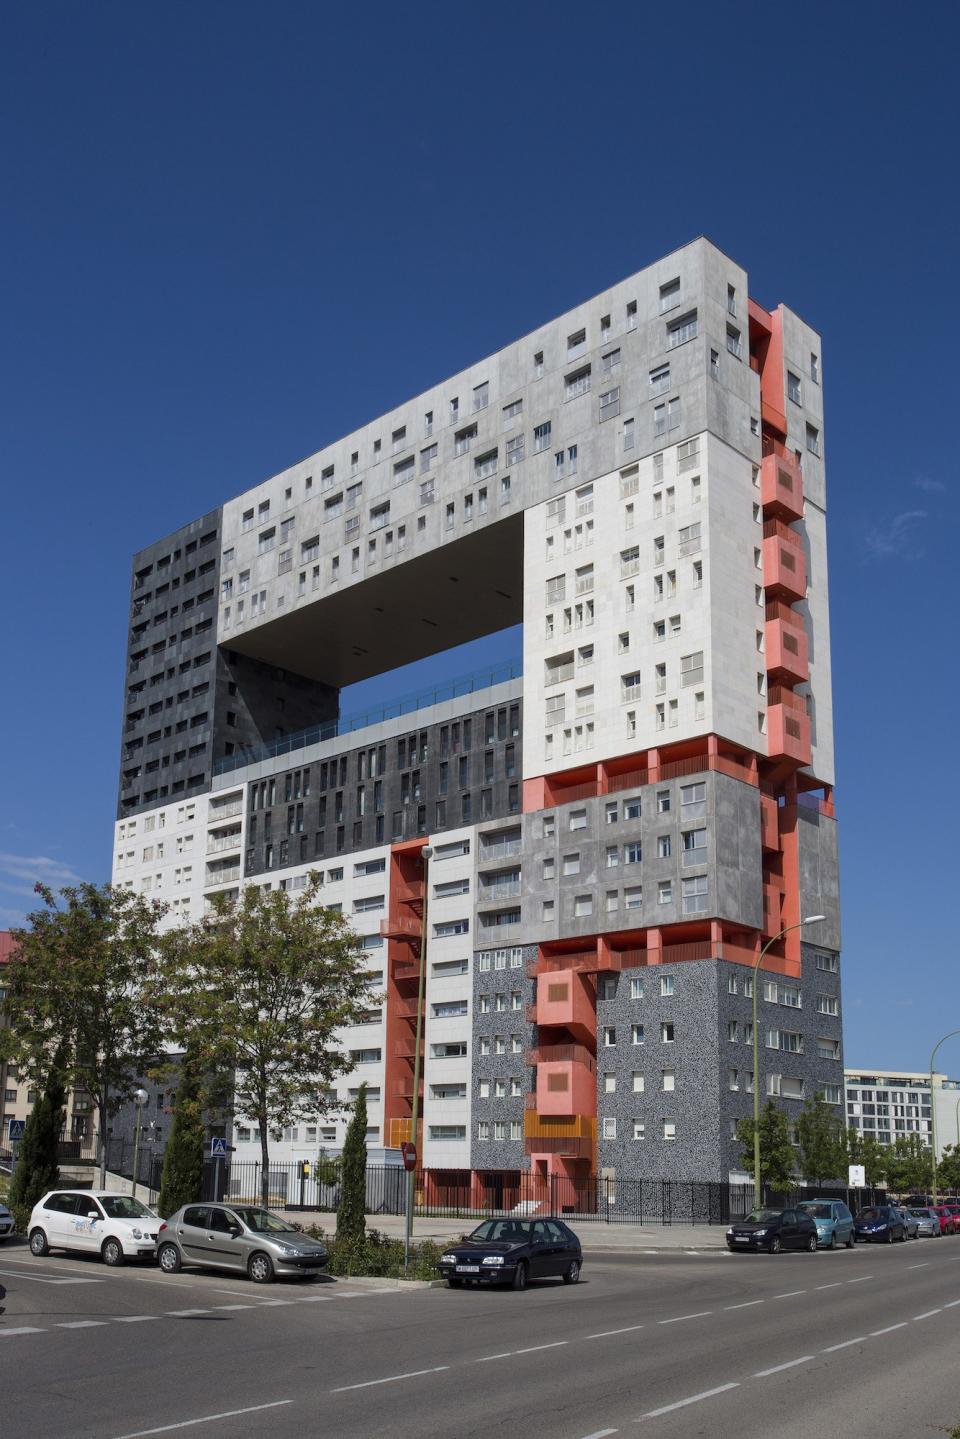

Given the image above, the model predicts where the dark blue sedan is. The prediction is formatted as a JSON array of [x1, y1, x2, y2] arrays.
[[853, 1205, 906, 1243], [438, 1217, 582, 1290]]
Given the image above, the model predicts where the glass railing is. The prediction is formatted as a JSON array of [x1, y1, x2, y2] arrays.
[[214, 657, 523, 776]]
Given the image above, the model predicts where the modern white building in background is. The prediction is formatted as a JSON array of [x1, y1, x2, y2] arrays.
[[845, 1068, 960, 1158], [113, 238, 842, 1199]]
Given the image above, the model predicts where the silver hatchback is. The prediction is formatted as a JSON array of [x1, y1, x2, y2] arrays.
[[157, 1203, 328, 1284]]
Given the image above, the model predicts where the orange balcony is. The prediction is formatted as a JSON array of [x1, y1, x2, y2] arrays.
[[767, 688, 812, 766], [760, 452, 804, 523], [534, 969, 595, 1045], [380, 911, 421, 940], [536, 1058, 597, 1116], [762, 522, 807, 602], [524, 1112, 595, 1157], [765, 614, 809, 685], [760, 793, 780, 852]]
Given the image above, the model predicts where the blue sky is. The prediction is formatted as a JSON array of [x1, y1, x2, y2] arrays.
[[1, 2, 957, 1073]]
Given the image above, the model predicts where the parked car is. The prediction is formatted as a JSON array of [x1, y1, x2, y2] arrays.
[[908, 1207, 942, 1237], [0, 1201, 13, 1242], [931, 1205, 959, 1236], [943, 1204, 960, 1231], [437, 1216, 582, 1289], [895, 1206, 920, 1240], [797, 1199, 855, 1249], [28, 1191, 160, 1265], [853, 1205, 906, 1243], [726, 1207, 819, 1254], [157, 1203, 328, 1284]]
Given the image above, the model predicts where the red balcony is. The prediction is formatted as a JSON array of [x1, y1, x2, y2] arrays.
[[380, 911, 422, 940], [760, 452, 804, 523], [536, 1058, 597, 1116], [533, 969, 595, 1045], [767, 687, 812, 766], [526, 1043, 596, 1072], [765, 613, 809, 685], [763, 521, 807, 602]]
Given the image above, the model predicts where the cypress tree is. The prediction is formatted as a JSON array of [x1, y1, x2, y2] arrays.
[[8, 1061, 66, 1227], [336, 1084, 367, 1244], [157, 1060, 205, 1219]]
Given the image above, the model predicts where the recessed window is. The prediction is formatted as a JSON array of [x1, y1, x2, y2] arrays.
[[806, 423, 821, 456], [787, 371, 802, 405], [659, 277, 680, 313]]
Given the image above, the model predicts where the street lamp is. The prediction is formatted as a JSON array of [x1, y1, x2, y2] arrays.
[[751, 915, 825, 1209], [131, 1088, 149, 1197], [929, 1030, 960, 1203], [404, 844, 433, 1275]]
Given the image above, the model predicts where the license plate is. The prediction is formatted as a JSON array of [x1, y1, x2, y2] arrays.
[[456, 1264, 480, 1273], [734, 1236, 749, 1242], [302, 1267, 323, 1274]]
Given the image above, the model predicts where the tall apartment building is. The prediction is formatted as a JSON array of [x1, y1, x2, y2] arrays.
[[845, 1069, 960, 1158], [113, 238, 842, 1196]]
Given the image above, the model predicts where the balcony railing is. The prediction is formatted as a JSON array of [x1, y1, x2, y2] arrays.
[[206, 833, 241, 854], [208, 800, 243, 822], [526, 1044, 595, 1072]]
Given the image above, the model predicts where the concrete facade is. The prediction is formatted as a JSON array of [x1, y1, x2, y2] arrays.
[[113, 239, 841, 1187]]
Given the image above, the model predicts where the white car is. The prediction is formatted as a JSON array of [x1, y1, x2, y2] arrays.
[[28, 1190, 161, 1266]]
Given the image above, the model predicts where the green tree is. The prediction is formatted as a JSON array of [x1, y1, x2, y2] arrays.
[[883, 1133, 929, 1195], [157, 877, 372, 1209], [337, 1084, 368, 1245], [735, 1100, 797, 1193], [7, 1057, 66, 1228], [847, 1127, 887, 1188], [795, 1094, 847, 1184], [0, 884, 165, 1186], [936, 1144, 960, 1193], [157, 1056, 205, 1219]]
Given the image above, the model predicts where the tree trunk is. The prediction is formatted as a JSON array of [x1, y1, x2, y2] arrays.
[[98, 1093, 108, 1188], [259, 1111, 270, 1209]]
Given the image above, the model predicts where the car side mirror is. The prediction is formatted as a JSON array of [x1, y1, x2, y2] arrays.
[[228, 1225, 242, 1237], [87, 1213, 99, 1221]]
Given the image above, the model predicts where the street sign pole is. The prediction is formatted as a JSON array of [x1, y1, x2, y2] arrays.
[[210, 1136, 228, 1202]]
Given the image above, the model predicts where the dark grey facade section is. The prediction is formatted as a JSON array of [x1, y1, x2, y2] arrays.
[[245, 698, 522, 875], [796, 804, 841, 952], [469, 943, 537, 1172]]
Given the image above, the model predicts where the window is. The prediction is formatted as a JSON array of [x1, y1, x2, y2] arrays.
[[817, 994, 839, 1016], [806, 423, 821, 456], [629, 977, 643, 1000], [474, 449, 498, 479], [624, 841, 642, 865], [599, 386, 620, 421], [603, 1026, 616, 1047], [503, 397, 522, 427], [649, 363, 670, 397], [667, 311, 698, 348], [657, 880, 672, 906], [815, 952, 839, 973], [473, 381, 489, 411], [710, 347, 720, 377], [662, 1118, 676, 1141], [787, 371, 802, 405], [506, 434, 524, 465], [569, 808, 587, 831], [602, 1117, 617, 1140], [681, 874, 708, 914], [657, 834, 671, 859], [534, 421, 552, 452], [811, 352, 820, 384], [726, 325, 742, 358], [623, 417, 635, 450], [633, 1120, 645, 1141], [573, 893, 593, 918], [564, 366, 591, 400], [602, 346, 621, 373], [662, 1069, 675, 1092], [533, 350, 544, 378], [624, 885, 642, 910], [631, 1023, 644, 1044], [659, 277, 680, 312]]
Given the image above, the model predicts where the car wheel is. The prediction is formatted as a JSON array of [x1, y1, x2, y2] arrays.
[[846, 1231, 855, 1249], [101, 1238, 125, 1267], [511, 1261, 528, 1291], [562, 1258, 581, 1285], [158, 1243, 182, 1274], [829, 1231, 839, 1250], [29, 1228, 49, 1257], [446, 1275, 462, 1288], [248, 1251, 275, 1285], [806, 1234, 817, 1253], [768, 1236, 781, 1254], [885, 1229, 894, 1244]]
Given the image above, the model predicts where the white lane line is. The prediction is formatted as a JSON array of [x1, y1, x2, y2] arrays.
[[724, 1299, 765, 1310], [0, 1268, 101, 1286], [870, 1323, 907, 1335], [586, 1324, 645, 1339], [514, 1341, 568, 1355], [754, 1356, 814, 1378], [297, 1295, 332, 1303], [847, 1275, 873, 1283], [772, 1290, 806, 1299], [113, 1316, 158, 1323], [249, 1299, 294, 1307], [211, 1304, 254, 1311], [640, 1382, 739, 1419], [913, 1309, 941, 1321], [331, 1365, 450, 1394], [476, 1353, 513, 1363], [944, 1299, 960, 1308], [658, 1310, 712, 1324], [815, 1283, 842, 1291], [166, 1309, 212, 1317], [57, 1320, 109, 1328], [907, 1263, 929, 1270], [111, 1399, 294, 1438], [0, 1327, 45, 1337], [210, 1288, 267, 1299], [579, 1430, 619, 1438], [822, 1337, 865, 1352]]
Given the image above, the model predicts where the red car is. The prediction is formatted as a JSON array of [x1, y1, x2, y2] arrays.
[[932, 1205, 959, 1235], [943, 1204, 960, 1232]]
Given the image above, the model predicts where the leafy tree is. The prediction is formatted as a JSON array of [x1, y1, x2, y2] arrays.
[[0, 884, 165, 1186], [795, 1094, 847, 1184], [7, 1056, 66, 1228], [337, 1084, 368, 1245], [883, 1133, 930, 1195], [847, 1126, 887, 1188], [157, 1056, 205, 1218], [936, 1144, 960, 1193], [157, 877, 371, 1208], [735, 1100, 796, 1193]]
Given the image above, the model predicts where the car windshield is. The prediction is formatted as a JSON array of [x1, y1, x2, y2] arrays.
[[98, 1196, 154, 1220], [909, 1209, 930, 1217], [857, 1208, 887, 1221], [468, 1219, 532, 1243], [231, 1207, 298, 1234], [799, 1203, 833, 1219], [746, 1209, 782, 1223]]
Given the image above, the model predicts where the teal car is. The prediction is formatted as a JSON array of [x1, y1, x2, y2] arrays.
[[798, 1198, 855, 1248]]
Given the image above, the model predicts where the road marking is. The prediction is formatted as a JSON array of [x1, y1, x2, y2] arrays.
[[0, 1268, 101, 1285], [754, 1356, 814, 1377], [111, 1400, 294, 1438], [297, 1295, 332, 1303], [331, 1365, 450, 1393], [724, 1299, 764, 1310], [113, 1315, 158, 1323], [870, 1323, 907, 1335], [772, 1290, 806, 1299], [579, 1430, 619, 1439], [0, 1327, 45, 1337], [913, 1309, 941, 1321], [943, 1299, 960, 1308], [211, 1304, 254, 1311], [476, 1352, 513, 1363], [515, 1341, 568, 1354], [57, 1320, 109, 1328], [907, 1263, 929, 1270], [822, 1337, 865, 1352], [658, 1310, 712, 1324], [249, 1299, 294, 1307], [847, 1275, 873, 1283], [586, 1324, 645, 1338], [815, 1283, 842, 1291], [640, 1382, 739, 1418], [166, 1308, 212, 1317]]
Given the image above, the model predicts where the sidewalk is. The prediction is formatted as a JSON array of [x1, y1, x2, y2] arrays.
[[291, 1212, 729, 1252]]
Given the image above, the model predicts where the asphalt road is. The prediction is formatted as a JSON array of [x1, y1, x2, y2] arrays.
[[2, 1237, 960, 1439]]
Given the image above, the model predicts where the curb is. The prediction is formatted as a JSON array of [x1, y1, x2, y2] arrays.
[[331, 1274, 446, 1290]]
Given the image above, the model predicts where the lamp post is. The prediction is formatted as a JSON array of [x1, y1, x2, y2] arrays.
[[131, 1088, 149, 1196], [404, 844, 433, 1275], [929, 1030, 960, 1203], [751, 915, 825, 1209]]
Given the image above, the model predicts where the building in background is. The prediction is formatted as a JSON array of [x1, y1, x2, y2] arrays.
[[113, 238, 841, 1194], [845, 1068, 960, 1158]]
